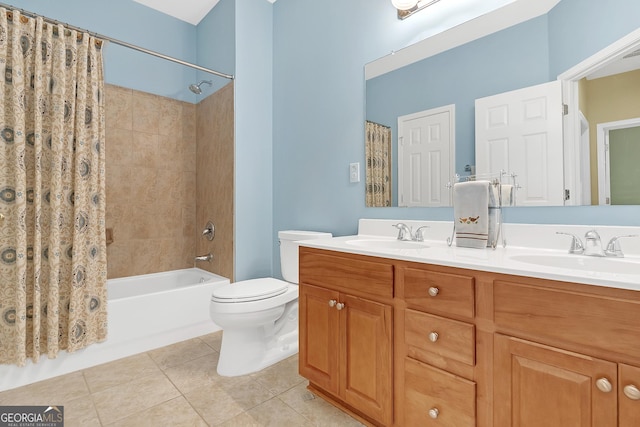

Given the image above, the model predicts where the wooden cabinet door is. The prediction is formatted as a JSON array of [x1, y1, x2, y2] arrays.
[[620, 363, 640, 426], [299, 283, 340, 395], [340, 294, 393, 426], [494, 334, 617, 427]]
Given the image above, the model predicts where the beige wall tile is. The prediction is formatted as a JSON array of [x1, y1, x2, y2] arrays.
[[196, 82, 235, 280], [105, 83, 232, 280]]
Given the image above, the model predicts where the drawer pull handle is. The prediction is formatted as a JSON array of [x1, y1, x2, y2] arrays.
[[428, 332, 439, 343], [336, 302, 345, 310], [596, 378, 612, 393], [328, 299, 336, 307], [428, 408, 439, 419], [624, 384, 640, 400], [428, 287, 439, 297]]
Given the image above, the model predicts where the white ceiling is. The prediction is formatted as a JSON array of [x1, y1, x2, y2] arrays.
[[133, 0, 276, 25]]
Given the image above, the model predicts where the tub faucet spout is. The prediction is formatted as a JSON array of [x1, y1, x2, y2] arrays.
[[195, 253, 213, 263]]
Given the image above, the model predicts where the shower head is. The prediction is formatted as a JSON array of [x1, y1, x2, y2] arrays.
[[189, 80, 212, 94]]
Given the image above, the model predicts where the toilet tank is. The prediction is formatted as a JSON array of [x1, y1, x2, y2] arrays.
[[278, 230, 332, 284]]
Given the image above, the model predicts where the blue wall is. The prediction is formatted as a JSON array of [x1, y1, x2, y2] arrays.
[[271, 0, 640, 277], [234, 0, 274, 280], [11, 0, 640, 282]]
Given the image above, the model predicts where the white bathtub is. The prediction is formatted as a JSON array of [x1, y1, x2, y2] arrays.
[[0, 268, 229, 392]]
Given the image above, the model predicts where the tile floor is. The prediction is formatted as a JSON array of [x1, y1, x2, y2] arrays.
[[0, 332, 365, 427]]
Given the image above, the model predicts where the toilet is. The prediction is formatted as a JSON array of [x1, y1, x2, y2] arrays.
[[210, 230, 332, 376]]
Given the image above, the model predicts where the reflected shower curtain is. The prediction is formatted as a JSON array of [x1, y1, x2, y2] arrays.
[[0, 10, 107, 365], [365, 121, 392, 207]]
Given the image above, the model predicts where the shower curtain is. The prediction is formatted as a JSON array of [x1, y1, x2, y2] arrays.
[[365, 121, 392, 207], [0, 10, 107, 366]]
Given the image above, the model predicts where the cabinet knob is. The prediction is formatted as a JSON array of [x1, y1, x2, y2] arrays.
[[428, 408, 439, 419], [624, 384, 640, 400], [596, 377, 613, 393], [428, 287, 439, 297], [328, 299, 336, 307], [336, 302, 345, 310], [428, 332, 439, 343]]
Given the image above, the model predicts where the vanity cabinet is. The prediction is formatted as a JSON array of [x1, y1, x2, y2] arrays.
[[298, 245, 640, 427], [299, 248, 393, 426], [493, 278, 640, 427]]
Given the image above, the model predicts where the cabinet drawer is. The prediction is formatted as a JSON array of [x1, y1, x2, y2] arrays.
[[404, 357, 476, 427], [299, 248, 393, 299], [494, 280, 640, 357], [405, 310, 475, 366], [403, 268, 475, 319]]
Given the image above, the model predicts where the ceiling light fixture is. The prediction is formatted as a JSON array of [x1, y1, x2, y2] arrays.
[[393, 0, 442, 20], [391, 0, 418, 10]]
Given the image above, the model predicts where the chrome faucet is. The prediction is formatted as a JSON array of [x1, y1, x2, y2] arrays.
[[393, 223, 429, 241], [195, 253, 213, 263], [558, 230, 638, 258], [393, 223, 413, 241], [583, 230, 606, 257]]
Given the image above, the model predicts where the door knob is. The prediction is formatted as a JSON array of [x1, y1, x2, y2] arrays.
[[428, 332, 439, 342], [328, 299, 336, 307], [336, 303, 345, 310], [428, 408, 439, 419], [428, 287, 439, 297]]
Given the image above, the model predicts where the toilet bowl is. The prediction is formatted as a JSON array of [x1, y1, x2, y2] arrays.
[[210, 230, 332, 376]]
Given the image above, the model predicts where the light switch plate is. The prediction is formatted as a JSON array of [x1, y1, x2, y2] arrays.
[[349, 162, 360, 183]]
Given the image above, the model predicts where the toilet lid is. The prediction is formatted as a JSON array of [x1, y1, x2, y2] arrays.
[[211, 278, 289, 303]]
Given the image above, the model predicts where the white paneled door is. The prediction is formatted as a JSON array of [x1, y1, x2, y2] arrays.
[[475, 80, 564, 206], [398, 105, 454, 207]]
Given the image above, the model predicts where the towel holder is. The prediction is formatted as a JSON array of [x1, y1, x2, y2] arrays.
[[447, 171, 517, 249]]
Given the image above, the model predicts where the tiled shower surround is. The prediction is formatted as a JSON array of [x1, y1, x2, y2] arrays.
[[105, 83, 234, 280]]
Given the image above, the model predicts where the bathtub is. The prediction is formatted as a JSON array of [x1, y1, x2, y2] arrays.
[[0, 268, 229, 392]]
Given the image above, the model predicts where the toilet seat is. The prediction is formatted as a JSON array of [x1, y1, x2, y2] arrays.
[[211, 278, 289, 303]]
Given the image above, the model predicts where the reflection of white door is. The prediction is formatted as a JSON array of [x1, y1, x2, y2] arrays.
[[597, 118, 640, 205], [475, 80, 564, 206], [398, 105, 454, 207]]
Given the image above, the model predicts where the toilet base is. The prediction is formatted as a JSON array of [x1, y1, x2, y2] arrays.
[[216, 301, 299, 377]]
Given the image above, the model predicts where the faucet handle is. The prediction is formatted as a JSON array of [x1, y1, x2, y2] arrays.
[[414, 226, 430, 242], [392, 223, 412, 241], [556, 232, 585, 254], [605, 235, 639, 258]]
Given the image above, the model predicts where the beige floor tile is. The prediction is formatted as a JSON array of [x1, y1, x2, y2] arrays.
[[105, 396, 207, 427], [163, 352, 245, 395], [185, 378, 275, 426], [148, 337, 215, 370], [240, 397, 314, 427], [92, 370, 180, 424], [0, 371, 90, 406], [250, 354, 305, 395], [278, 383, 365, 427], [83, 352, 161, 393], [201, 330, 222, 351], [63, 395, 102, 427]]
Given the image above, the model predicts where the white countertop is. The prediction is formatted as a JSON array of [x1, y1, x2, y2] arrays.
[[299, 219, 640, 292]]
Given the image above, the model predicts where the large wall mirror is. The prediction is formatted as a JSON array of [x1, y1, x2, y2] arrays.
[[364, 0, 640, 207]]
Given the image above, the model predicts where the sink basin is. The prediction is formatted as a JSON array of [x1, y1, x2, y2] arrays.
[[509, 254, 640, 275], [345, 238, 429, 250]]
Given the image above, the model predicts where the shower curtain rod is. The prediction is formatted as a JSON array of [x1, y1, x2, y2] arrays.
[[0, 2, 234, 80]]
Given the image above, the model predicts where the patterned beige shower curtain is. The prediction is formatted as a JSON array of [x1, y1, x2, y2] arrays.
[[365, 121, 392, 207], [0, 9, 107, 366]]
